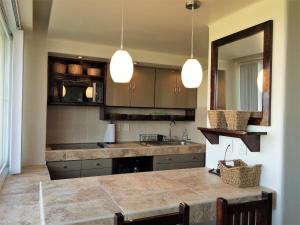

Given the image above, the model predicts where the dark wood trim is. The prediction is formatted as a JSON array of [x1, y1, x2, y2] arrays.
[[198, 127, 267, 152], [210, 20, 273, 126]]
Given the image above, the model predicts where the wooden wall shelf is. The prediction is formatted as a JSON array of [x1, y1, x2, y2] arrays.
[[101, 113, 195, 121], [48, 102, 103, 107], [49, 72, 104, 80], [198, 127, 267, 152], [100, 108, 196, 121]]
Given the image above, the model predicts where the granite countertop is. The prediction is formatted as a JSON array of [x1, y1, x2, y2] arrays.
[[0, 166, 50, 225], [40, 167, 274, 225], [45, 142, 206, 162]]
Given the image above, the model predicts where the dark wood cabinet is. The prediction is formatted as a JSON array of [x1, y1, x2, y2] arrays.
[[47, 55, 105, 106]]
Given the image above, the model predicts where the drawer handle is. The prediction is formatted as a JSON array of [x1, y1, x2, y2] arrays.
[[96, 163, 101, 166], [167, 158, 172, 161], [63, 165, 68, 169]]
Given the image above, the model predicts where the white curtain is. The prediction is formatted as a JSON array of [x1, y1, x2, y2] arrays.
[[240, 62, 259, 111]]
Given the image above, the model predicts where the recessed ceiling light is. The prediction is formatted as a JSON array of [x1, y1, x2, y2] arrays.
[[77, 56, 83, 59]]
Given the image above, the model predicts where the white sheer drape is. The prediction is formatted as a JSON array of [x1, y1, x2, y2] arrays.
[[240, 62, 259, 111]]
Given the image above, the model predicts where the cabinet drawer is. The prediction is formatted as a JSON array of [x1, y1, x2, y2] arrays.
[[81, 159, 112, 170], [154, 153, 204, 164], [81, 168, 112, 177], [47, 161, 81, 172], [50, 171, 81, 180], [154, 161, 204, 171]]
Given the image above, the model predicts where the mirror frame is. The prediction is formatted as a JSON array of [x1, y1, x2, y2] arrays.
[[210, 20, 273, 126]]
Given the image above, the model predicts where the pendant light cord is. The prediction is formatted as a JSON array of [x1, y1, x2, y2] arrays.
[[191, 4, 194, 58], [121, 0, 124, 49]]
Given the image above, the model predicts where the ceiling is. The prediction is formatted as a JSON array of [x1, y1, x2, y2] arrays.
[[20, 0, 262, 57], [218, 32, 264, 60]]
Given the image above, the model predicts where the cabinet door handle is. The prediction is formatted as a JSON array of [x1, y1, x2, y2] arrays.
[[96, 163, 101, 166], [132, 83, 136, 91], [129, 83, 132, 90], [167, 157, 172, 161], [178, 86, 181, 93], [63, 165, 68, 169]]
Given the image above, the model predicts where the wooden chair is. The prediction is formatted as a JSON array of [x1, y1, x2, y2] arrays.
[[114, 202, 189, 225], [216, 192, 273, 225]]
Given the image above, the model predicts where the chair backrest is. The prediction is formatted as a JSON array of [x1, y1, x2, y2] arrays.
[[216, 192, 272, 225], [114, 202, 189, 225]]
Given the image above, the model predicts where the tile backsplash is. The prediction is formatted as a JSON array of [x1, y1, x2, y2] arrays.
[[46, 106, 207, 144]]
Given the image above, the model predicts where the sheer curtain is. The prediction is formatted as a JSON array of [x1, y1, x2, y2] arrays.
[[240, 62, 259, 111], [0, 9, 11, 182]]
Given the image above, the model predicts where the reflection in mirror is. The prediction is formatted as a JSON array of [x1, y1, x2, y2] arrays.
[[216, 32, 264, 112]]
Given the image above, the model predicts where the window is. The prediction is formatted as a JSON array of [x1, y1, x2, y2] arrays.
[[0, 11, 11, 178]]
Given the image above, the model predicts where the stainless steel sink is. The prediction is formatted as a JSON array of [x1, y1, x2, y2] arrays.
[[49, 142, 107, 150], [147, 141, 194, 146]]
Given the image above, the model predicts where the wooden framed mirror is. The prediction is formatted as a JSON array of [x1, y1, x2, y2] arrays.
[[210, 20, 273, 126]]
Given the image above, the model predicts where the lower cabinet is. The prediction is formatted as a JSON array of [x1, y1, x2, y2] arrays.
[[153, 153, 205, 171], [47, 159, 112, 180], [46, 153, 205, 180]]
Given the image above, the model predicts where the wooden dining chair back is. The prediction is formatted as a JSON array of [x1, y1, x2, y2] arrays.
[[216, 192, 272, 225], [114, 202, 189, 225]]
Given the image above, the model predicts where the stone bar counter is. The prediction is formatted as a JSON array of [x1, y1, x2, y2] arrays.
[[45, 142, 206, 162], [40, 168, 274, 225]]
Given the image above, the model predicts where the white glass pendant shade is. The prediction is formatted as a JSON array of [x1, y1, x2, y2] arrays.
[[86, 87, 93, 98], [181, 58, 203, 88], [110, 49, 133, 83], [257, 69, 264, 93]]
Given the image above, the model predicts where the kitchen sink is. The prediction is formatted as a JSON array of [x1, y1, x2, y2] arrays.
[[145, 141, 194, 146], [49, 142, 108, 150]]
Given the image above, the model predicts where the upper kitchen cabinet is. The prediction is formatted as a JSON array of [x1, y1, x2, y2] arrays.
[[154, 69, 177, 108], [155, 69, 197, 109], [106, 67, 131, 107], [130, 67, 155, 107], [106, 66, 155, 107]]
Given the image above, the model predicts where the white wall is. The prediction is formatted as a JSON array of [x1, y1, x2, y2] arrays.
[[283, 0, 300, 224], [206, 0, 287, 224]]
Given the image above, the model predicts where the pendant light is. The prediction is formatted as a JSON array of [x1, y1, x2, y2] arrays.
[[181, 0, 203, 88], [110, 0, 133, 83]]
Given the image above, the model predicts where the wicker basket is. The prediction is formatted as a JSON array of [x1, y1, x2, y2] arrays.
[[219, 160, 262, 188], [87, 68, 101, 76], [68, 64, 83, 75], [52, 62, 67, 74], [224, 110, 251, 131], [208, 110, 227, 129]]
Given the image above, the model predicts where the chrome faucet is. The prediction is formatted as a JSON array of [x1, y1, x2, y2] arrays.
[[169, 120, 176, 141]]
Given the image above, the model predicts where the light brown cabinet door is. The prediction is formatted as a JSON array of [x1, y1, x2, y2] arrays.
[[176, 73, 197, 109], [130, 66, 155, 107], [106, 66, 131, 107], [155, 69, 177, 108]]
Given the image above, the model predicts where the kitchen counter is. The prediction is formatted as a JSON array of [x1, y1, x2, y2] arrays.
[[40, 167, 274, 225], [0, 166, 50, 225], [45, 142, 206, 162]]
